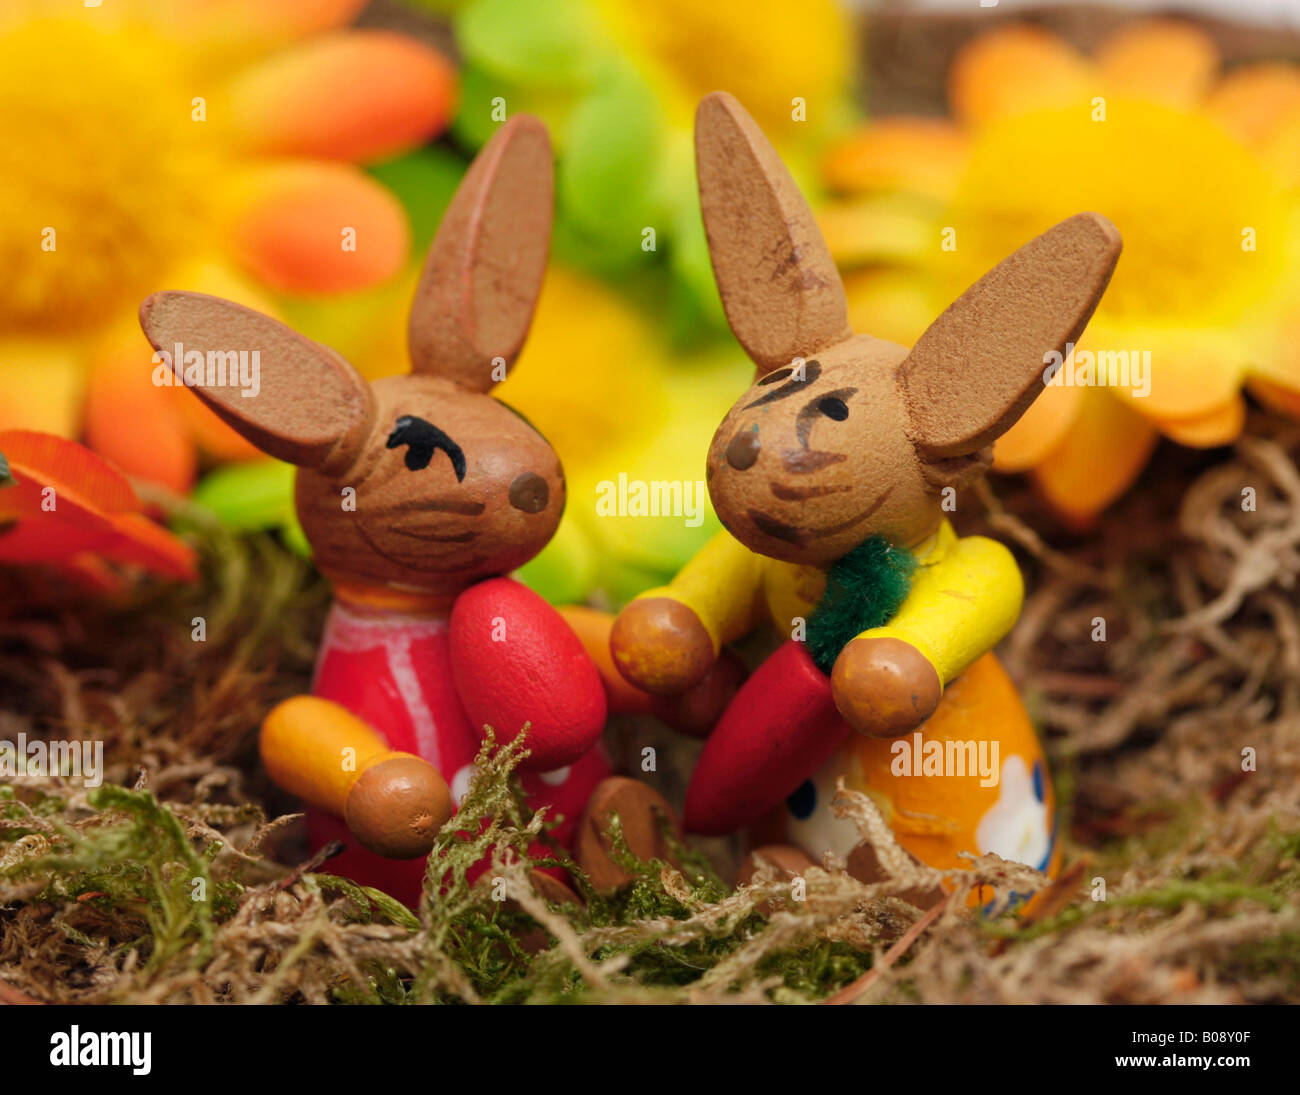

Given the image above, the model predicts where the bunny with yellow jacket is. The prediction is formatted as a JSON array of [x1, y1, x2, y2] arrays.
[[613, 92, 1122, 893]]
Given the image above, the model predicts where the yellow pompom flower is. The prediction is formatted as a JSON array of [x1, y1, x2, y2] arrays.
[[821, 20, 1300, 524], [0, 0, 455, 492]]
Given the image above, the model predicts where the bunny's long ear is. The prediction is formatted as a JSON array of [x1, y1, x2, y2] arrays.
[[695, 91, 852, 374], [140, 292, 374, 473], [899, 212, 1122, 459], [407, 114, 553, 390]]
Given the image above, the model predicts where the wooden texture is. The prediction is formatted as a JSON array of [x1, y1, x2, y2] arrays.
[[139, 292, 374, 474], [408, 114, 554, 390], [695, 91, 852, 374], [899, 212, 1122, 458]]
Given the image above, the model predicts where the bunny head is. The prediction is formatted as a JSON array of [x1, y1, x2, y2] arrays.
[[695, 92, 1122, 566], [140, 116, 562, 595]]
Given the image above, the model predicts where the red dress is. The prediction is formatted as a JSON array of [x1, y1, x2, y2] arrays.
[[306, 587, 611, 906]]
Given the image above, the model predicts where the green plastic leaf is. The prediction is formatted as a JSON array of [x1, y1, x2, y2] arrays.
[[457, 0, 603, 87], [0, 451, 14, 488], [450, 63, 526, 150], [193, 460, 312, 558], [193, 460, 295, 531], [368, 146, 469, 254], [559, 68, 663, 253], [515, 509, 596, 604]]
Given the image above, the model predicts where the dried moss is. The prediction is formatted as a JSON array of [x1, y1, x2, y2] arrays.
[[4, 419, 1300, 1002]]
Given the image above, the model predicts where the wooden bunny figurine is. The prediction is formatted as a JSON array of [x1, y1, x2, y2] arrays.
[[141, 117, 627, 905], [612, 92, 1122, 891]]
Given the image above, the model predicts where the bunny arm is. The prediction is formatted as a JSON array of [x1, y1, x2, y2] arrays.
[[830, 525, 1024, 737], [610, 529, 767, 695], [448, 578, 607, 771], [560, 603, 747, 734], [260, 696, 452, 858]]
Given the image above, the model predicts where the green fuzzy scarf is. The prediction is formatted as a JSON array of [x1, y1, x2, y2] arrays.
[[805, 536, 917, 675]]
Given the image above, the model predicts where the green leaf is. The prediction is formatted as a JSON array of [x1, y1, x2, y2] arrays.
[[457, 0, 603, 87], [558, 68, 663, 252], [192, 460, 295, 531], [369, 146, 468, 254], [0, 450, 14, 488]]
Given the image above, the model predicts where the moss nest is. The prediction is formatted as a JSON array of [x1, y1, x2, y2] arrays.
[[2, 419, 1300, 1004]]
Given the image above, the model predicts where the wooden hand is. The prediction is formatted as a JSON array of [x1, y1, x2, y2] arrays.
[[830, 636, 941, 737], [609, 597, 716, 696], [261, 696, 452, 859]]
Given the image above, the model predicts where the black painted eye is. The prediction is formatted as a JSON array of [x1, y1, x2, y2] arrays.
[[758, 366, 794, 386], [386, 416, 467, 481], [787, 779, 816, 820], [817, 396, 849, 421]]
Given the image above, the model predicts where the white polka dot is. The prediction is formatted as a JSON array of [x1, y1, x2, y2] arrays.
[[538, 765, 571, 786], [450, 764, 477, 805]]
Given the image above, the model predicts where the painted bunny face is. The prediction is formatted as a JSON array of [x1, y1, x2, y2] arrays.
[[295, 375, 564, 590], [140, 116, 562, 595], [693, 92, 1122, 567], [706, 336, 942, 566]]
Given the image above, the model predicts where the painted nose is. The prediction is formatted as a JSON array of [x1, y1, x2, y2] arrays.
[[725, 427, 760, 470], [509, 471, 549, 513]]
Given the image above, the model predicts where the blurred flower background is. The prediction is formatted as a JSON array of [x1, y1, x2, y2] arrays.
[[4, 0, 1300, 592]]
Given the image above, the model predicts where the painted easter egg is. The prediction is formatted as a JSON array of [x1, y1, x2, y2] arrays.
[[778, 652, 1060, 888]]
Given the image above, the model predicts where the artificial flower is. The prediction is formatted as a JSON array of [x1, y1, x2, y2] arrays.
[[452, 0, 852, 335], [0, 0, 455, 492], [821, 19, 1300, 524], [0, 429, 195, 589]]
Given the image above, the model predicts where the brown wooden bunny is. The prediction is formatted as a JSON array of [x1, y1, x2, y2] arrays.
[[139, 116, 640, 905], [611, 92, 1121, 891]]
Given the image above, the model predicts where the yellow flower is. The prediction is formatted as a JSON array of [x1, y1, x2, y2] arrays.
[[0, 0, 455, 491], [821, 19, 1300, 524]]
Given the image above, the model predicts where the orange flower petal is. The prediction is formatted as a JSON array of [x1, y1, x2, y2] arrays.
[[170, 0, 368, 48], [1151, 397, 1245, 448], [949, 24, 1093, 126], [1095, 19, 1219, 108], [84, 328, 197, 494], [823, 119, 970, 201], [0, 520, 117, 566], [0, 429, 137, 516], [227, 31, 456, 163], [103, 512, 197, 581], [1105, 333, 1244, 420], [1030, 389, 1159, 528], [992, 381, 1083, 473], [1206, 63, 1300, 146], [1248, 377, 1300, 418], [231, 162, 410, 293]]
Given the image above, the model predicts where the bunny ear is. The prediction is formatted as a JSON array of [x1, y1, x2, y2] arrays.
[[139, 292, 374, 473], [407, 114, 554, 390], [899, 212, 1122, 458], [695, 91, 852, 374]]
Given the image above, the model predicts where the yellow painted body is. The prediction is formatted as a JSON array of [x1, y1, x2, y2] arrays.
[[645, 522, 1058, 887], [261, 695, 415, 816], [641, 520, 1024, 678]]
